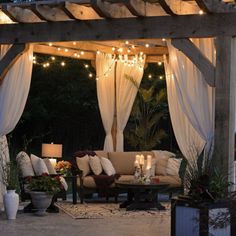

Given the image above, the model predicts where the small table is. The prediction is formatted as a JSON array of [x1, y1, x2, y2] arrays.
[[64, 175, 78, 204], [115, 180, 169, 211]]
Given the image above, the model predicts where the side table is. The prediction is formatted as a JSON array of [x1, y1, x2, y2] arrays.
[[64, 175, 78, 204]]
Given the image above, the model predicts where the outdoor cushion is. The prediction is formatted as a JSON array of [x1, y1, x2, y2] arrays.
[[76, 154, 90, 177], [30, 154, 49, 175], [118, 175, 135, 182], [100, 157, 116, 176], [16, 151, 35, 177], [166, 158, 182, 176], [152, 150, 175, 175], [77, 176, 96, 188], [89, 155, 103, 175], [43, 158, 57, 175], [108, 152, 138, 175]]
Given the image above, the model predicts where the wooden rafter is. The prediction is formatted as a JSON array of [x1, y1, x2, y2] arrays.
[[0, 43, 29, 83], [90, 0, 111, 18], [122, 0, 146, 16], [171, 38, 215, 87], [1, 13, 236, 44], [33, 44, 164, 62], [195, 0, 236, 13], [158, 0, 177, 16]]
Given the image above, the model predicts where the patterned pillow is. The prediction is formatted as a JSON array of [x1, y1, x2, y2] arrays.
[[89, 155, 103, 175], [30, 154, 49, 176], [16, 151, 35, 177], [100, 157, 116, 176]]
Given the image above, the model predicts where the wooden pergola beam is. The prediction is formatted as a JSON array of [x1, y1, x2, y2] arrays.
[[1, 13, 236, 44], [0, 43, 29, 83], [171, 38, 215, 87], [33, 44, 164, 62]]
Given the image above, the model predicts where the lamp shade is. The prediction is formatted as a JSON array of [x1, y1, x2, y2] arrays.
[[42, 143, 62, 158]]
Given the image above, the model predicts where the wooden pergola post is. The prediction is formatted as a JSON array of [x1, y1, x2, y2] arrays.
[[214, 36, 235, 182]]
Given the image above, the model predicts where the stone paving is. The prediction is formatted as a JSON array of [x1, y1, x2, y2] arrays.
[[0, 195, 171, 236]]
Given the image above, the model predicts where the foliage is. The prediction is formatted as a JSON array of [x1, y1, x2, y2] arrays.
[[27, 173, 63, 194], [0, 161, 18, 190], [125, 69, 168, 151], [184, 149, 232, 203]]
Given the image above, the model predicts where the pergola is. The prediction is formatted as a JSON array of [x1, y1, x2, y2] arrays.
[[0, 0, 235, 178]]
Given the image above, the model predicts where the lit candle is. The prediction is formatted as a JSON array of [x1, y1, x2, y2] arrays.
[[49, 158, 57, 168], [135, 155, 140, 167], [146, 155, 152, 170], [139, 155, 144, 166]]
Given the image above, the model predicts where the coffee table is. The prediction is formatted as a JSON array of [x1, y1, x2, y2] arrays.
[[115, 180, 169, 211]]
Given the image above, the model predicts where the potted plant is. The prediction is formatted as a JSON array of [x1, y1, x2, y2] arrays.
[[171, 150, 234, 236], [0, 161, 19, 220], [27, 173, 63, 216]]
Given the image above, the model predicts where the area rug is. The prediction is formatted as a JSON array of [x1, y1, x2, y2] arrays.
[[55, 202, 170, 219]]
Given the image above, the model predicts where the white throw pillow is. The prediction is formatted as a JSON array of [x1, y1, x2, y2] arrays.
[[166, 158, 182, 176], [30, 154, 49, 176], [43, 159, 57, 175], [76, 154, 90, 177], [16, 151, 35, 177], [89, 155, 103, 175], [100, 157, 116, 176]]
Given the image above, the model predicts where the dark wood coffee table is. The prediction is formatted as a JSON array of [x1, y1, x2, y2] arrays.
[[115, 180, 169, 211]]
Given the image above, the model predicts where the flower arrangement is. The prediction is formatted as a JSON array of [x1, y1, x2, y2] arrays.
[[55, 161, 72, 176], [27, 173, 63, 194]]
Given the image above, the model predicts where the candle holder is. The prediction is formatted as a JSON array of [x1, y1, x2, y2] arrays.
[[140, 164, 144, 178]]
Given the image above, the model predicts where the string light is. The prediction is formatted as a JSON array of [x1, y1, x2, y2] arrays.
[[57, 48, 61, 51], [80, 51, 84, 55], [97, 50, 101, 55], [49, 43, 52, 46], [112, 47, 116, 51], [89, 73, 93, 78], [61, 61, 65, 67], [73, 42, 76, 45], [159, 75, 164, 80], [64, 48, 69, 52], [127, 49, 131, 53], [51, 56, 55, 61], [148, 74, 152, 79], [199, 10, 204, 15], [162, 38, 166, 42], [145, 44, 149, 48], [125, 41, 129, 45], [158, 62, 162, 66], [84, 64, 89, 68]]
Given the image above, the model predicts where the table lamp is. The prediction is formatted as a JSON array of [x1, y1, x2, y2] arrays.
[[42, 143, 62, 168]]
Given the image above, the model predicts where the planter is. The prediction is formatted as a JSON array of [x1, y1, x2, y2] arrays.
[[171, 197, 232, 236], [30, 191, 53, 216], [3, 189, 19, 220]]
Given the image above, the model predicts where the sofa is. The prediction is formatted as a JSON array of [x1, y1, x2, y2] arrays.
[[73, 150, 183, 203]]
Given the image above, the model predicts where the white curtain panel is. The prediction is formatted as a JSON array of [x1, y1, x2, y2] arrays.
[[0, 44, 33, 203], [165, 38, 215, 159], [115, 56, 145, 151], [96, 53, 116, 151]]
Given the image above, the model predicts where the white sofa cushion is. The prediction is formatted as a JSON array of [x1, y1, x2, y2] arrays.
[[30, 154, 49, 175], [100, 157, 116, 176], [76, 154, 90, 177], [152, 150, 175, 175], [16, 151, 35, 177], [166, 158, 182, 176], [89, 155, 103, 175]]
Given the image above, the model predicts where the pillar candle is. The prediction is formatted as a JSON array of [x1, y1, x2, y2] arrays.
[[146, 155, 152, 170], [139, 155, 144, 166]]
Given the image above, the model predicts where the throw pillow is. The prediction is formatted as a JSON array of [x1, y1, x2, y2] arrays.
[[30, 154, 49, 176], [89, 155, 103, 175], [76, 154, 90, 177], [100, 157, 116, 176], [152, 150, 175, 175], [166, 158, 182, 176], [16, 151, 35, 177], [43, 159, 57, 175]]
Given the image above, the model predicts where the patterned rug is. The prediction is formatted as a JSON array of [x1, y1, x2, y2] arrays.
[[55, 202, 171, 219]]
